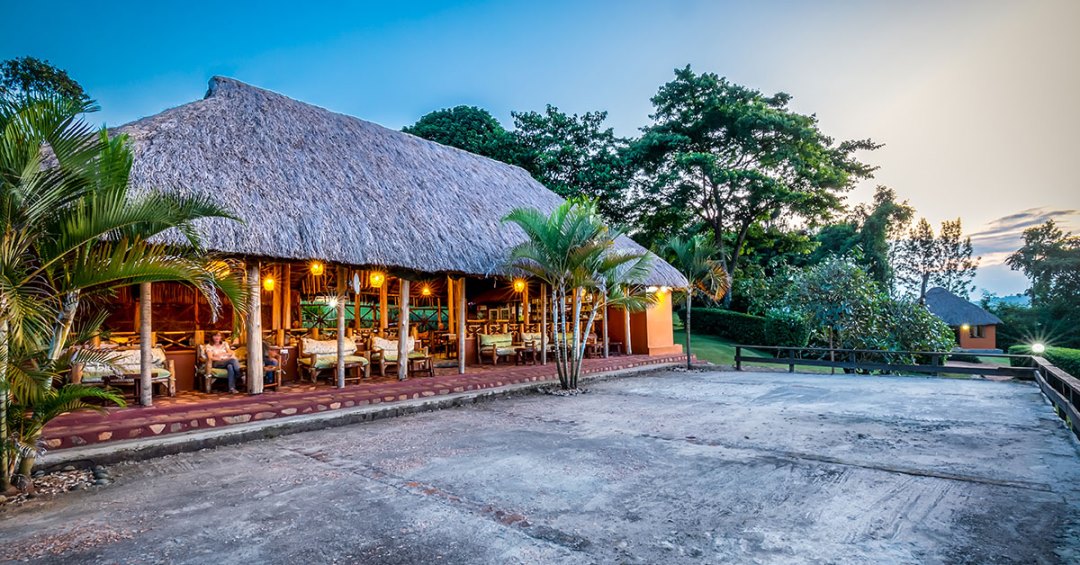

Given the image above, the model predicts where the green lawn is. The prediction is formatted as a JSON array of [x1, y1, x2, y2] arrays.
[[674, 327, 767, 368]]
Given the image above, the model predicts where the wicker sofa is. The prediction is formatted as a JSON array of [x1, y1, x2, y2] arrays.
[[73, 346, 176, 398]]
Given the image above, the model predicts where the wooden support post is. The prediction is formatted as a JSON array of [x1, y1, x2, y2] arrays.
[[398, 278, 410, 381], [447, 275, 455, 332], [271, 264, 281, 332], [540, 283, 548, 365], [282, 264, 292, 334], [735, 346, 742, 371], [379, 283, 389, 335], [457, 278, 466, 374], [788, 348, 795, 373], [336, 265, 347, 388], [139, 282, 153, 407], [246, 262, 264, 394], [354, 271, 362, 332]]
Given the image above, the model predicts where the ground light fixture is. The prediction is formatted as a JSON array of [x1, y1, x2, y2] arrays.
[[1031, 343, 1046, 354]]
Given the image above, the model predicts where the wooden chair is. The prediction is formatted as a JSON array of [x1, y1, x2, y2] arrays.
[[195, 344, 247, 393], [478, 333, 515, 365], [370, 335, 427, 377], [298, 337, 370, 384]]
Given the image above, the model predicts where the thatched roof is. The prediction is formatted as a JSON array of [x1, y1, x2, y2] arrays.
[[924, 287, 1002, 326], [116, 77, 686, 287]]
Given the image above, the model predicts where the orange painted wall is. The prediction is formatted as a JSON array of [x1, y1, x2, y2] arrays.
[[958, 325, 997, 350], [628, 291, 683, 356]]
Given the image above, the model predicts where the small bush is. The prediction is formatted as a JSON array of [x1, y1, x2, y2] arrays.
[[1010, 344, 1080, 377], [687, 308, 809, 348]]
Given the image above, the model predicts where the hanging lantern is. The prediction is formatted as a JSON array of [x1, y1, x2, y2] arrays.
[[421, 285, 432, 297], [309, 261, 325, 276], [369, 271, 386, 288], [262, 277, 275, 292], [512, 279, 526, 293]]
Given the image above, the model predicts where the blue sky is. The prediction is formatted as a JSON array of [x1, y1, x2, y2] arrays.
[[4, 0, 1078, 296]]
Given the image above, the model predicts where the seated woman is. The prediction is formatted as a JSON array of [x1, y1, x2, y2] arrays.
[[206, 332, 242, 393], [262, 341, 280, 385]]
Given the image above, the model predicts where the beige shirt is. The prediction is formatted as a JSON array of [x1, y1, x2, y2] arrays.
[[205, 342, 234, 361]]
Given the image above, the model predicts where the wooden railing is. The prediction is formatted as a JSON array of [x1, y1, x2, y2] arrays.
[[1031, 356, 1080, 438], [733, 345, 1038, 379]]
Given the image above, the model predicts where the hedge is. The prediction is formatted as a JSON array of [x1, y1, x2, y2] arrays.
[[684, 308, 810, 348], [1009, 345, 1080, 378]]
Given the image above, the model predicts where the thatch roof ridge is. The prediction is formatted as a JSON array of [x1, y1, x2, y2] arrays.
[[924, 287, 1002, 326], [116, 76, 686, 287]]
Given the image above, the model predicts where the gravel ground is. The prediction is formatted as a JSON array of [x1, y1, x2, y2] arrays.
[[2, 369, 1079, 564]]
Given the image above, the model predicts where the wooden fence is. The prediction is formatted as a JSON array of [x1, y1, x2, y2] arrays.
[[733, 345, 1038, 379]]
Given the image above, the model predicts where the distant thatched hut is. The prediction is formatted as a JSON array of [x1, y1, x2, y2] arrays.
[[924, 287, 1001, 350], [103, 77, 685, 397]]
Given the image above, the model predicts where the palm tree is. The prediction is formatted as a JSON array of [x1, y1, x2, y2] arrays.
[[663, 234, 729, 369], [504, 199, 652, 389], [0, 93, 245, 490]]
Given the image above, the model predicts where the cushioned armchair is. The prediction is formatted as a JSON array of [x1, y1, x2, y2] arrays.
[[74, 346, 176, 398], [370, 336, 427, 377], [478, 333, 515, 365], [195, 344, 248, 393], [298, 337, 370, 384]]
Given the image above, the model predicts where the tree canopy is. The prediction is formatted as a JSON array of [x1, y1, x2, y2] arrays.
[[630, 66, 879, 302], [0, 56, 88, 102]]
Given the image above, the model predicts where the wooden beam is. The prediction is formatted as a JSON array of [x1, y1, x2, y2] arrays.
[[246, 262, 264, 394], [398, 278, 410, 381], [457, 277, 466, 374], [336, 265, 347, 388], [139, 282, 153, 407], [271, 264, 281, 331]]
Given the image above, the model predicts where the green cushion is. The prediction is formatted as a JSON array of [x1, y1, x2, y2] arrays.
[[301, 354, 369, 369], [496, 347, 517, 356], [479, 333, 513, 348]]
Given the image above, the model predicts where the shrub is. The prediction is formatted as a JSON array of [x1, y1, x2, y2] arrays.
[[1010, 344, 1080, 377], [689, 308, 809, 348]]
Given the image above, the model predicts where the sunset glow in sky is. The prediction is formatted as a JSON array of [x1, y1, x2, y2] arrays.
[[4, 0, 1077, 296]]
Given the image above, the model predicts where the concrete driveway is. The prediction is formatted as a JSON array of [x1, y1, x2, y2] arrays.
[[2, 370, 1079, 564]]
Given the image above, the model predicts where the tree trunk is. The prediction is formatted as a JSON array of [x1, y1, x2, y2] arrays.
[[571, 289, 583, 389], [336, 266, 347, 389], [47, 290, 80, 362], [919, 273, 930, 304], [624, 306, 632, 355], [602, 304, 609, 358], [246, 264, 264, 394], [139, 282, 153, 407], [540, 283, 548, 365], [457, 278, 466, 375], [0, 315, 10, 491], [397, 279, 410, 381], [685, 291, 693, 370]]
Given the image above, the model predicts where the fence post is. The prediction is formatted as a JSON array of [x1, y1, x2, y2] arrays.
[[848, 350, 856, 372], [788, 348, 795, 373], [930, 353, 939, 377], [735, 346, 742, 371]]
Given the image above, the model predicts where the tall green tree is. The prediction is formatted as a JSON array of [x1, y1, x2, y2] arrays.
[[632, 66, 878, 305], [893, 218, 979, 301], [663, 234, 729, 369], [511, 106, 631, 223], [402, 105, 514, 162], [0, 56, 88, 102]]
